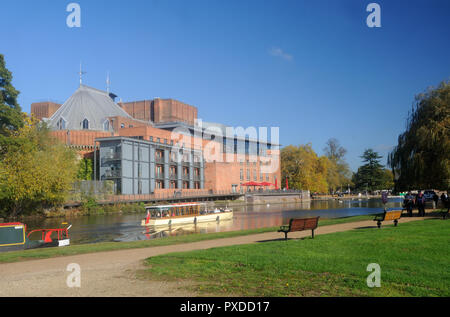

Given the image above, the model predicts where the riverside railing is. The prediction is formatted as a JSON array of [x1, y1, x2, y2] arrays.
[[65, 189, 242, 206]]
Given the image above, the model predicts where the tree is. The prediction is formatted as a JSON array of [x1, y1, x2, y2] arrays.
[[323, 138, 352, 193], [380, 168, 395, 190], [352, 149, 385, 192], [0, 117, 78, 217], [77, 158, 93, 180], [281, 144, 329, 193], [388, 81, 450, 191], [0, 54, 24, 153]]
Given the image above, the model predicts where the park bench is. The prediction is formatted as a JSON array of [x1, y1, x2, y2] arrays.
[[373, 210, 402, 228], [278, 217, 320, 240]]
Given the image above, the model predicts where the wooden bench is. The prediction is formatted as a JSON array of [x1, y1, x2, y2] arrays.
[[374, 210, 402, 228], [278, 217, 320, 240]]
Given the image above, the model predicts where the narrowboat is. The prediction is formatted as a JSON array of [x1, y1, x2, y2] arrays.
[[0, 222, 71, 253], [141, 202, 233, 227]]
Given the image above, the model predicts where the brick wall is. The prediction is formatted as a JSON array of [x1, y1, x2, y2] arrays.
[[118, 100, 152, 121], [153, 98, 197, 125], [120, 98, 198, 126], [31, 102, 61, 120]]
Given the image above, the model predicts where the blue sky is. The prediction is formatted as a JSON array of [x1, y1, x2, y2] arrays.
[[1, 0, 449, 170]]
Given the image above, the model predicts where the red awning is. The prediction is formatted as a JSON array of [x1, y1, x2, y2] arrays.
[[241, 181, 262, 186], [260, 182, 275, 187]]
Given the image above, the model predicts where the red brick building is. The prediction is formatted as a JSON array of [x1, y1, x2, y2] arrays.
[[31, 84, 280, 195]]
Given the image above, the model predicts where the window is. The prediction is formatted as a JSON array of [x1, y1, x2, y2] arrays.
[[82, 118, 89, 130], [156, 165, 164, 178], [170, 166, 177, 177], [58, 118, 66, 130], [240, 169, 243, 181], [246, 169, 250, 181], [103, 120, 110, 131]]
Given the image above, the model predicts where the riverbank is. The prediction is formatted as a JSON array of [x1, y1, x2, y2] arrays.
[[0, 216, 428, 296], [142, 218, 450, 296], [0, 214, 376, 263], [2, 197, 304, 222]]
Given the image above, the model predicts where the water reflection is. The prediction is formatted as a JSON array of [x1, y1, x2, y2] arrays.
[[26, 198, 403, 244]]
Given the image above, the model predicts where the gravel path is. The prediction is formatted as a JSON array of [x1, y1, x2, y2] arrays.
[[0, 217, 424, 297]]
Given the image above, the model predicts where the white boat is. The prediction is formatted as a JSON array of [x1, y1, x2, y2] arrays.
[[141, 202, 233, 227]]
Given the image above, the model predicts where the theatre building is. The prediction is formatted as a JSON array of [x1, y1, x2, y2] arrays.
[[32, 83, 281, 195]]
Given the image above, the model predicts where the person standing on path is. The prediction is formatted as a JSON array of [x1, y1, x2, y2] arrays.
[[416, 191, 426, 217], [433, 192, 439, 209], [404, 191, 415, 217]]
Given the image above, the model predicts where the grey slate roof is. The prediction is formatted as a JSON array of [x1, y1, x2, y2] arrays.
[[48, 84, 133, 131]]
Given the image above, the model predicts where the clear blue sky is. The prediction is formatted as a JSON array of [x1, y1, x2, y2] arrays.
[[2, 0, 449, 171]]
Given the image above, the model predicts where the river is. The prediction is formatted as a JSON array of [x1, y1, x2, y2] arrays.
[[26, 198, 403, 244]]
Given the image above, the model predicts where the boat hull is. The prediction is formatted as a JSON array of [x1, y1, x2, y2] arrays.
[[141, 211, 233, 227]]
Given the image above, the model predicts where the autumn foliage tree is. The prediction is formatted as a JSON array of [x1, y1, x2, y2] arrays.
[[0, 118, 78, 217], [281, 144, 329, 193], [0, 117, 78, 217], [323, 138, 352, 193]]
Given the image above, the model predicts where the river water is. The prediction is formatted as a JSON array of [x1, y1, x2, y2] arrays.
[[27, 198, 403, 244]]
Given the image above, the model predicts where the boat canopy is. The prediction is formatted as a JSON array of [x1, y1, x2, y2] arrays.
[[146, 203, 204, 219], [145, 202, 204, 210]]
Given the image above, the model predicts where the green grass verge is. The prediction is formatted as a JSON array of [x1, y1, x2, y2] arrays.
[[143, 219, 450, 297], [0, 214, 376, 264]]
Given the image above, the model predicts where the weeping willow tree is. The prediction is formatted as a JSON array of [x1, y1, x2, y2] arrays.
[[388, 81, 450, 191]]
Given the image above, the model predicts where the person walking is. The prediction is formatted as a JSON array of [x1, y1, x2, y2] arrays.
[[416, 190, 426, 217]]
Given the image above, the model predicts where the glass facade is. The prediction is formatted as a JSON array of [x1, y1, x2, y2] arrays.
[[98, 137, 204, 195]]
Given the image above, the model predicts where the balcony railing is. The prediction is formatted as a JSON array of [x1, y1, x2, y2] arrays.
[[104, 170, 121, 178], [102, 153, 121, 161], [66, 189, 243, 206]]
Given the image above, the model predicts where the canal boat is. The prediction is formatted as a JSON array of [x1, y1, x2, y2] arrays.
[[141, 202, 233, 227], [0, 222, 72, 253]]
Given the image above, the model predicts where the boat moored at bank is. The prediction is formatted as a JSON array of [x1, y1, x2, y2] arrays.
[[0, 222, 72, 253]]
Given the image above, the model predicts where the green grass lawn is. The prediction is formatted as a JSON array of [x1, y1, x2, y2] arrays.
[[143, 219, 450, 297], [0, 214, 376, 264]]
